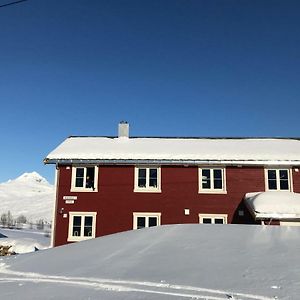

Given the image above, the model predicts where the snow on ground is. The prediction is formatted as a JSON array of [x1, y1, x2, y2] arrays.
[[0, 227, 50, 254], [0, 172, 54, 222], [0, 224, 299, 299]]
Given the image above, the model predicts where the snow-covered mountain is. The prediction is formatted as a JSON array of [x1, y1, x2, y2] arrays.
[[0, 172, 54, 222]]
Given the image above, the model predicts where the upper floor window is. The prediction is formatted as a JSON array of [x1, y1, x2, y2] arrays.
[[198, 167, 226, 193], [71, 166, 98, 192], [265, 168, 291, 191], [134, 166, 161, 192], [67, 212, 97, 242], [133, 212, 161, 229]]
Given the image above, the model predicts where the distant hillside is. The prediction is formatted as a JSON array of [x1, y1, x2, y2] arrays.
[[0, 172, 54, 222]]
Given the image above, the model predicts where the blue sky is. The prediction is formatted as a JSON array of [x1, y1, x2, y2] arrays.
[[0, 0, 300, 183]]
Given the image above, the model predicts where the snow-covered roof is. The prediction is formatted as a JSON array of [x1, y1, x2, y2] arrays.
[[244, 191, 300, 220], [44, 136, 300, 165]]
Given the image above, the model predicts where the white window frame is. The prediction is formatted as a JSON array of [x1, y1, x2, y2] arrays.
[[133, 212, 161, 229], [71, 166, 99, 192], [199, 213, 228, 224], [68, 212, 97, 242], [134, 166, 161, 193], [198, 167, 227, 194], [264, 168, 292, 192]]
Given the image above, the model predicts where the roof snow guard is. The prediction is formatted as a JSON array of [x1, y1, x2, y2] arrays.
[[44, 136, 300, 165], [244, 191, 300, 220]]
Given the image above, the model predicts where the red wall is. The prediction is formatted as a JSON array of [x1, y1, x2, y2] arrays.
[[54, 165, 300, 246]]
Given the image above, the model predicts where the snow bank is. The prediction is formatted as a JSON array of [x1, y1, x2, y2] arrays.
[[45, 136, 300, 163], [0, 228, 50, 254], [0, 224, 300, 299], [245, 191, 300, 219]]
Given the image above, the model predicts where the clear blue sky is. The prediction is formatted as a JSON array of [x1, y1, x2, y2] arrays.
[[0, 0, 300, 183]]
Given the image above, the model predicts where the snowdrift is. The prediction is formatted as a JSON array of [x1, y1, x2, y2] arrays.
[[0, 224, 300, 299]]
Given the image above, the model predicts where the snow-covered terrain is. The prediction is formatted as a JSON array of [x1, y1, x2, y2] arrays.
[[0, 172, 54, 222], [0, 224, 299, 299], [0, 227, 50, 254]]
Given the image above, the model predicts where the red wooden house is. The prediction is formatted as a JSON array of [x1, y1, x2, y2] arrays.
[[44, 122, 300, 247]]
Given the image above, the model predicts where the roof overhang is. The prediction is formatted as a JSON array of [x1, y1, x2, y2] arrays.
[[44, 158, 300, 166]]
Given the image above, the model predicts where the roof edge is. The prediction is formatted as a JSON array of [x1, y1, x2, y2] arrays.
[[66, 135, 300, 140], [44, 158, 300, 165]]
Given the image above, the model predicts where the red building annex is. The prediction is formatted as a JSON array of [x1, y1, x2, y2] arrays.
[[44, 122, 300, 247]]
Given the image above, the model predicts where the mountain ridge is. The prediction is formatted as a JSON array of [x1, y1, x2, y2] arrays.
[[0, 172, 54, 222]]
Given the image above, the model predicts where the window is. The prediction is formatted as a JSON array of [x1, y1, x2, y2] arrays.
[[134, 167, 161, 192], [265, 168, 291, 191], [199, 214, 227, 224], [68, 212, 97, 242], [71, 166, 98, 192], [198, 168, 226, 193], [133, 213, 161, 229]]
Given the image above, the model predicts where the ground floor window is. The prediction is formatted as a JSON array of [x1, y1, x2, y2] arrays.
[[199, 213, 228, 224], [68, 212, 97, 242], [133, 212, 161, 229]]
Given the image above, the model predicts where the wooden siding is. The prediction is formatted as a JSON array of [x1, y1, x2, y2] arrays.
[[53, 165, 299, 246]]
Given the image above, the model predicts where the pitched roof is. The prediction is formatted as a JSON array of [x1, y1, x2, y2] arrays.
[[44, 136, 300, 165]]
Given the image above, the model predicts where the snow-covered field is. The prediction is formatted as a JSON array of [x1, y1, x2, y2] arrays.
[[0, 227, 51, 254], [0, 172, 54, 222], [0, 224, 299, 299]]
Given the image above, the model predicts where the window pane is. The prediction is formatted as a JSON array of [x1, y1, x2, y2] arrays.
[[213, 169, 222, 179], [73, 216, 81, 226], [138, 168, 146, 177], [72, 216, 81, 236], [75, 168, 84, 187], [137, 217, 145, 229], [214, 218, 224, 224], [85, 167, 95, 189], [150, 169, 157, 178], [84, 216, 93, 227], [279, 170, 288, 180], [138, 178, 146, 187], [268, 170, 276, 180], [149, 178, 157, 187], [138, 169, 146, 187], [214, 179, 223, 189], [148, 217, 157, 227], [76, 178, 84, 187], [279, 170, 289, 190], [149, 169, 158, 187], [268, 179, 277, 190], [84, 216, 93, 237], [202, 218, 212, 224], [76, 168, 84, 178], [280, 180, 289, 190], [202, 169, 211, 189]]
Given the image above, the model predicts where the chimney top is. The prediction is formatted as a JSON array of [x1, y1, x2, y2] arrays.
[[118, 121, 129, 138]]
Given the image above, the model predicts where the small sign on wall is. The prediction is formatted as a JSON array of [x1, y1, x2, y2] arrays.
[[184, 209, 190, 215], [63, 196, 77, 200], [65, 200, 75, 204]]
